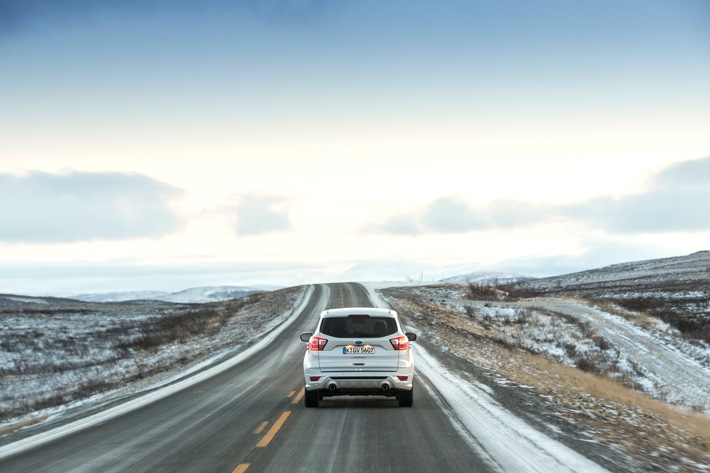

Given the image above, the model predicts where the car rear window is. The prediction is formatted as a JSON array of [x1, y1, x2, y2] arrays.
[[319, 316, 397, 338]]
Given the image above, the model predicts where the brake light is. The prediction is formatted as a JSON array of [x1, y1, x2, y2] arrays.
[[309, 336, 328, 351], [390, 336, 409, 351]]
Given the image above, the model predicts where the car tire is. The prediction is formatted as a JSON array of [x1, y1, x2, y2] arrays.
[[397, 387, 413, 407], [304, 388, 319, 408]]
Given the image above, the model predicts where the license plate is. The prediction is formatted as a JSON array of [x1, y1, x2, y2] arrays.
[[343, 346, 375, 355]]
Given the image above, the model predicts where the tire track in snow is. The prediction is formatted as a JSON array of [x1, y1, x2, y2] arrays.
[[522, 298, 710, 412]]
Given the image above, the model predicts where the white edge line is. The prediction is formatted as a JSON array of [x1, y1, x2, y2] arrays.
[[0, 284, 315, 460], [365, 284, 609, 473]]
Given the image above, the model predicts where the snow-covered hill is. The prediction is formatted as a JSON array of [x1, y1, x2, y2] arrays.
[[3, 256, 710, 472], [70, 291, 171, 302], [72, 286, 264, 303], [0, 286, 306, 427], [515, 250, 710, 295], [378, 285, 710, 470], [439, 271, 534, 285], [513, 250, 710, 343]]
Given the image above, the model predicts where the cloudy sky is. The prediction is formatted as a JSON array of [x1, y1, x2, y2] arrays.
[[1, 0, 709, 295]]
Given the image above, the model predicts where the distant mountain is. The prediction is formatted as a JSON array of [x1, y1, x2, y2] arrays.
[[153, 286, 264, 303], [72, 286, 265, 303], [440, 271, 535, 285], [72, 291, 171, 303]]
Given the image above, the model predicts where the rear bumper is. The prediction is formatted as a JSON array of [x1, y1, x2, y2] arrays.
[[303, 371, 414, 396]]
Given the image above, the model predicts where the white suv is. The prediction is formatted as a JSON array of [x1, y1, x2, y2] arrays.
[[299, 307, 417, 407]]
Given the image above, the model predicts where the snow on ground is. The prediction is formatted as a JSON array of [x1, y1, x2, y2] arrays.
[[377, 280, 710, 414], [517, 298, 710, 413], [0, 285, 315, 459], [365, 283, 611, 473], [367, 282, 710, 472], [414, 344, 609, 473], [519, 251, 710, 292], [72, 286, 265, 303], [4, 280, 708, 471], [0, 286, 309, 435], [439, 271, 533, 285]]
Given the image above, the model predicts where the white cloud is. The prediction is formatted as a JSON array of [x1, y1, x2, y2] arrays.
[[420, 197, 487, 233], [568, 156, 710, 233], [656, 156, 710, 188], [376, 156, 710, 236], [234, 195, 292, 236], [376, 197, 559, 234], [0, 171, 183, 242]]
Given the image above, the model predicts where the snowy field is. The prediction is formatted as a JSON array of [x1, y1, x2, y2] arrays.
[[371, 280, 710, 473], [0, 286, 308, 432], [2, 252, 710, 471], [386, 283, 710, 413]]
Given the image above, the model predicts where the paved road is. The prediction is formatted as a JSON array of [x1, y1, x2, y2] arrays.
[[0, 283, 492, 473]]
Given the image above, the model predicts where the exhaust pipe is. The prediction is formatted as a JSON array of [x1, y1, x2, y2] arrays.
[[380, 382, 390, 392], [328, 383, 338, 392]]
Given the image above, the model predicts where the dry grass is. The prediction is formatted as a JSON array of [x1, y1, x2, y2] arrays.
[[0, 415, 48, 437], [511, 351, 710, 469], [1, 287, 306, 424], [589, 298, 670, 330], [386, 294, 710, 472]]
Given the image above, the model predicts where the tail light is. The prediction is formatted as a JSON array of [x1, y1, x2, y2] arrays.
[[309, 336, 328, 351], [390, 335, 409, 351]]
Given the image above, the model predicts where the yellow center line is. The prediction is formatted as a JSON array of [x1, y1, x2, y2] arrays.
[[256, 411, 291, 448], [253, 421, 269, 435], [292, 388, 305, 405], [287, 390, 295, 398], [232, 463, 250, 473]]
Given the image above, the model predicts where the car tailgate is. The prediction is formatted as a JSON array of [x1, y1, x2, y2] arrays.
[[318, 337, 398, 372]]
